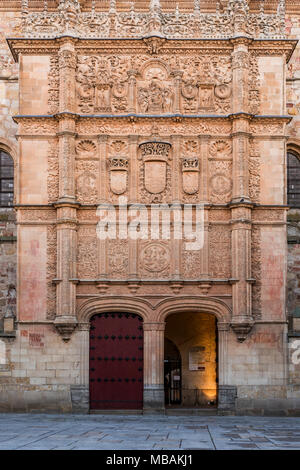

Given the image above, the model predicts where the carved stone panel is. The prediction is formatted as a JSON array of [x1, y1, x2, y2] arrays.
[[209, 225, 231, 279], [139, 241, 171, 279], [139, 141, 172, 203], [77, 226, 97, 279], [209, 161, 233, 204], [76, 56, 129, 114], [137, 61, 174, 114], [75, 160, 99, 205], [107, 240, 129, 279]]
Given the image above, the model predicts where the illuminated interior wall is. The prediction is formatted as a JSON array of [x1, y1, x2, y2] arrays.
[[165, 312, 217, 407]]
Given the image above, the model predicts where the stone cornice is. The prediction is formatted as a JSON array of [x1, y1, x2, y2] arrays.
[[6, 36, 297, 63]]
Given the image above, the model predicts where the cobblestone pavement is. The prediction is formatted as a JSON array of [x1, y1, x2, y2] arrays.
[[0, 414, 300, 450]]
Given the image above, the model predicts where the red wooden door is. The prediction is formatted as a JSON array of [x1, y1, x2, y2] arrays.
[[89, 313, 144, 410]]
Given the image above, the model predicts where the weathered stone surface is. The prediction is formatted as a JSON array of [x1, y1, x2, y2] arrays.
[[0, 1, 299, 415]]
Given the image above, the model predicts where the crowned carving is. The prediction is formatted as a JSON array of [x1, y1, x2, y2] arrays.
[[181, 157, 200, 196], [139, 141, 171, 203], [108, 157, 129, 195]]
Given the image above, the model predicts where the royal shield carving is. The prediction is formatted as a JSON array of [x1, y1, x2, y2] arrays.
[[139, 141, 172, 199], [109, 157, 128, 195], [144, 160, 167, 194], [182, 158, 200, 195]]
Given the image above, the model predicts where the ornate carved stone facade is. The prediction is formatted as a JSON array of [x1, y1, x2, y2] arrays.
[[0, 0, 300, 414]]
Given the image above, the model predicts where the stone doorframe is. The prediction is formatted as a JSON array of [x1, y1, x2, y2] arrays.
[[75, 296, 232, 413]]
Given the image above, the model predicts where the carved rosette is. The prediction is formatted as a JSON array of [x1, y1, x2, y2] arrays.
[[139, 141, 171, 203]]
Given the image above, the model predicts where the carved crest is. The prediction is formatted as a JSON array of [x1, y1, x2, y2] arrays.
[[139, 142, 171, 197], [109, 157, 128, 195], [182, 158, 200, 195]]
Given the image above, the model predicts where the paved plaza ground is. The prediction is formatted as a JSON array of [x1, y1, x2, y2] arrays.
[[0, 413, 300, 450]]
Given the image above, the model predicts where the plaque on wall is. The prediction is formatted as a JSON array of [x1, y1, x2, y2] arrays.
[[189, 346, 206, 371]]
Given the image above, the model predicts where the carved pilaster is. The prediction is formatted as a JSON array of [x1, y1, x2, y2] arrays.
[[231, 115, 251, 204], [230, 205, 254, 342], [127, 70, 138, 114], [54, 204, 78, 341], [199, 135, 210, 203], [171, 70, 183, 114], [58, 40, 76, 113]]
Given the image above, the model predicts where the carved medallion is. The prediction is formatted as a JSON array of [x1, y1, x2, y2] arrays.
[[140, 242, 170, 273], [210, 173, 232, 195], [214, 84, 232, 100]]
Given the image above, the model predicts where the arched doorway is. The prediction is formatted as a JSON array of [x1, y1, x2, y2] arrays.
[[164, 312, 217, 408], [89, 312, 144, 410], [164, 338, 182, 405]]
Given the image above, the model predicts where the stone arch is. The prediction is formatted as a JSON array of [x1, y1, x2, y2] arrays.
[[287, 141, 300, 208], [287, 139, 300, 160], [77, 295, 155, 324], [140, 59, 170, 80], [155, 296, 232, 324], [0, 138, 17, 206]]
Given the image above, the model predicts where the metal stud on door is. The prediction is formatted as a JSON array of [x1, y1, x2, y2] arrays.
[[89, 313, 144, 410]]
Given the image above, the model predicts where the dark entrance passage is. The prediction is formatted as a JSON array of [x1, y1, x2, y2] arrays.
[[164, 338, 182, 405], [89, 313, 144, 410]]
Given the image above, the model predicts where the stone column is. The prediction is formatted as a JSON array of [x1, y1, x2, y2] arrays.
[[127, 70, 138, 114], [217, 322, 237, 414], [54, 39, 79, 341], [71, 322, 90, 413], [143, 322, 165, 412], [171, 70, 183, 114]]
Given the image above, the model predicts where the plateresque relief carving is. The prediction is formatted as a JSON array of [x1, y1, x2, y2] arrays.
[[139, 141, 172, 203], [138, 62, 174, 114], [76, 56, 129, 114], [139, 241, 171, 278]]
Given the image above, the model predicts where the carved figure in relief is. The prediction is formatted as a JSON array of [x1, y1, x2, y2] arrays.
[[138, 80, 173, 114], [140, 242, 170, 273]]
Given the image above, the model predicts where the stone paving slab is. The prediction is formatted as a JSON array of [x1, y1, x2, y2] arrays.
[[0, 414, 300, 450]]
